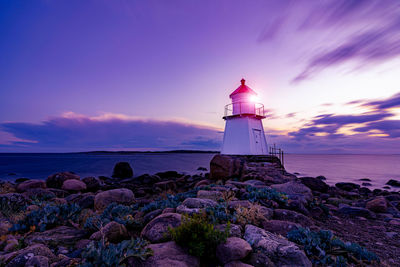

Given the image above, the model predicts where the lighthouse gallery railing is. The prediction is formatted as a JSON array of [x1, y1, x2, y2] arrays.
[[224, 102, 265, 118]]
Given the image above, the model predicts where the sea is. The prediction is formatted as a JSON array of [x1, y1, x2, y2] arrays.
[[0, 153, 399, 190]]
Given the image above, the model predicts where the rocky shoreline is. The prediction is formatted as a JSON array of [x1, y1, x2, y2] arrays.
[[0, 155, 399, 266]]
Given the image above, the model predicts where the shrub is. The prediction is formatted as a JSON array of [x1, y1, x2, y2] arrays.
[[287, 227, 379, 266], [206, 203, 235, 224], [140, 189, 198, 213], [84, 203, 139, 231], [10, 203, 82, 233], [234, 204, 265, 226], [0, 195, 26, 219], [79, 238, 153, 267], [245, 186, 288, 206], [169, 214, 229, 261]]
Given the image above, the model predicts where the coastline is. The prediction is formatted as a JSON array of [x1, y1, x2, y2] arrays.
[[0, 155, 399, 266]]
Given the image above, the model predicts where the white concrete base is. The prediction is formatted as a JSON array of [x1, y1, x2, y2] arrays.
[[221, 116, 268, 155]]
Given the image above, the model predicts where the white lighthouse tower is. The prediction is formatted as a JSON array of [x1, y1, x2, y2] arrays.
[[221, 79, 268, 155]]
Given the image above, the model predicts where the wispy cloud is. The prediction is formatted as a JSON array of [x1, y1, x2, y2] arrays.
[[0, 113, 222, 152]]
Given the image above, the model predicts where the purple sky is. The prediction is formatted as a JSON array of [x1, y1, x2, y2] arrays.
[[1, 0, 400, 153]]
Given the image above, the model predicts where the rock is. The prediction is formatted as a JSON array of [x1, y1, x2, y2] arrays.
[[216, 237, 252, 264], [197, 167, 207, 171], [25, 226, 87, 247], [244, 225, 311, 267], [216, 224, 242, 238], [194, 179, 210, 188], [112, 162, 133, 178], [61, 179, 86, 192], [82, 177, 100, 192], [338, 204, 375, 218], [65, 193, 94, 209], [362, 182, 372, 186], [271, 181, 313, 202], [90, 221, 128, 243], [244, 180, 267, 187], [16, 180, 46, 193], [366, 196, 387, 213], [135, 174, 161, 185], [141, 241, 200, 267], [155, 171, 183, 179], [359, 178, 371, 182], [1, 244, 57, 266], [176, 198, 218, 215], [46, 172, 80, 189], [273, 209, 313, 226], [143, 209, 163, 224], [4, 236, 18, 252], [141, 213, 182, 243], [228, 200, 252, 210], [261, 220, 300, 236], [197, 190, 223, 201], [210, 155, 243, 179], [154, 180, 177, 191], [224, 261, 254, 267], [75, 239, 91, 249], [335, 182, 360, 192], [300, 177, 329, 192], [0, 221, 12, 235], [386, 179, 400, 187], [94, 188, 134, 210], [25, 255, 49, 267]]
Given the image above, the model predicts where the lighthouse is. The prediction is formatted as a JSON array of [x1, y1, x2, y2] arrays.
[[221, 79, 268, 155]]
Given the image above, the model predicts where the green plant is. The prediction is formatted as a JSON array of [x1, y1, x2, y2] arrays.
[[287, 227, 379, 266], [169, 214, 229, 261], [140, 189, 198, 213], [79, 238, 153, 267], [206, 203, 235, 224], [10, 203, 82, 233], [0, 195, 26, 219], [245, 186, 288, 206], [84, 203, 141, 231]]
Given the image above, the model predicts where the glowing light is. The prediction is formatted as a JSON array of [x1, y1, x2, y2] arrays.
[[249, 95, 259, 103]]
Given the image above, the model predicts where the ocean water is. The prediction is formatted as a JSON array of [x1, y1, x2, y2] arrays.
[[0, 153, 399, 190]]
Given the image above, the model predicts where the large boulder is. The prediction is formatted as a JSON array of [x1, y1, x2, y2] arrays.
[[82, 176, 101, 192], [25, 256, 49, 267], [90, 221, 128, 243], [112, 162, 133, 178], [140, 241, 200, 267], [0, 244, 57, 266], [46, 172, 80, 189], [386, 179, 400, 187], [335, 182, 360, 192], [366, 196, 387, 213], [244, 224, 311, 267], [271, 181, 313, 202], [197, 190, 223, 201], [66, 193, 95, 209], [261, 220, 300, 236], [176, 198, 218, 215], [216, 237, 252, 264], [141, 213, 182, 243], [338, 204, 375, 218], [273, 209, 313, 226], [94, 188, 134, 210], [16, 180, 46, 193], [210, 155, 243, 180], [61, 179, 87, 192], [300, 177, 329, 192], [25, 226, 87, 247]]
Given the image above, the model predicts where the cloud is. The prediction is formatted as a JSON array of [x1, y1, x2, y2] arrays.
[[0, 113, 223, 152], [362, 92, 400, 109], [258, 0, 400, 82]]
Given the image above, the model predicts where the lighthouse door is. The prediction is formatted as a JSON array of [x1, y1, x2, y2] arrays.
[[252, 129, 263, 154]]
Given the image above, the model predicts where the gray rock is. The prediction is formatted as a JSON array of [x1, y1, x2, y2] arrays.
[[216, 224, 242, 238], [1, 244, 57, 266], [271, 181, 312, 202], [338, 204, 376, 218], [335, 182, 360, 192], [90, 221, 128, 243], [61, 179, 87, 192], [273, 209, 313, 226], [25, 255, 49, 267], [82, 176, 100, 192], [197, 190, 223, 201], [366, 196, 387, 213], [112, 162, 133, 178], [261, 220, 300, 236], [94, 188, 134, 210], [141, 241, 200, 267], [216, 237, 252, 264], [176, 198, 218, 215], [46, 172, 80, 189], [300, 177, 329, 192], [25, 226, 87, 247], [224, 261, 254, 267], [141, 213, 182, 243], [16, 180, 46, 193], [244, 224, 311, 267]]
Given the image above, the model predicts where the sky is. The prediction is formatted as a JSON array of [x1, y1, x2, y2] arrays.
[[1, 0, 400, 153]]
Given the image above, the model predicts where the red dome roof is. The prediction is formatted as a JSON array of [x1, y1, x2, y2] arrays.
[[229, 79, 257, 98]]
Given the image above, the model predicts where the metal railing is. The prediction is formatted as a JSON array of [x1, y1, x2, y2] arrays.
[[224, 102, 266, 118], [269, 144, 284, 167]]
